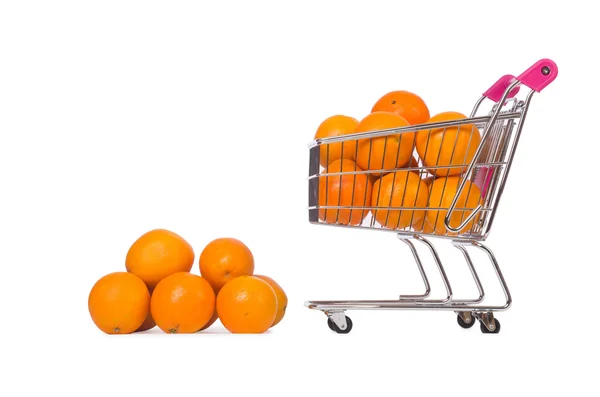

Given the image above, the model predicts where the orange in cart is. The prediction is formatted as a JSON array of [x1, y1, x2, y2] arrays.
[[404, 155, 421, 173], [412, 217, 435, 233], [426, 176, 482, 235], [355, 112, 414, 176], [369, 173, 380, 185], [371, 170, 429, 230], [412, 175, 435, 232], [319, 159, 373, 225], [422, 175, 436, 188], [416, 111, 481, 177], [371, 90, 430, 125], [314, 114, 360, 168], [373, 156, 422, 184]]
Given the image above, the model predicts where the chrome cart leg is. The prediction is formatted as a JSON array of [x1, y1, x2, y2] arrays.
[[305, 237, 511, 334], [397, 235, 431, 300], [453, 244, 484, 329], [454, 240, 510, 334], [471, 241, 512, 310], [412, 235, 453, 304], [452, 244, 485, 304]]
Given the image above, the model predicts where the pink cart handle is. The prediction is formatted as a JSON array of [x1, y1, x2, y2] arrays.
[[474, 167, 494, 198], [483, 74, 520, 103], [516, 58, 558, 92], [475, 59, 558, 198]]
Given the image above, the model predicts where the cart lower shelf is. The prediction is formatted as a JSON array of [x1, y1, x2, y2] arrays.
[[304, 235, 510, 334]]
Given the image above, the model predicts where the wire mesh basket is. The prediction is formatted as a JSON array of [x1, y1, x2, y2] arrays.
[[305, 59, 558, 334]]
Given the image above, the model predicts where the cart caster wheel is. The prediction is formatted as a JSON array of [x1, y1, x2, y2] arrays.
[[327, 318, 334, 331], [327, 316, 353, 334], [480, 318, 501, 334], [457, 313, 475, 329]]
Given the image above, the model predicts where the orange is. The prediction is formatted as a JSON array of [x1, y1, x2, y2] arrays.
[[412, 217, 436, 234], [314, 115, 360, 168], [199, 237, 255, 292], [355, 112, 414, 176], [255, 275, 288, 327], [426, 176, 483, 235], [369, 173, 380, 185], [403, 155, 422, 175], [125, 229, 195, 290], [135, 285, 157, 332], [88, 272, 150, 335], [199, 286, 219, 331], [150, 272, 215, 334], [371, 90, 430, 125], [216, 275, 278, 334], [200, 304, 219, 331], [371, 171, 429, 230], [135, 311, 157, 332], [422, 175, 436, 188], [374, 155, 421, 182], [412, 175, 435, 234], [423, 221, 435, 234], [416, 111, 481, 177], [319, 159, 372, 225]]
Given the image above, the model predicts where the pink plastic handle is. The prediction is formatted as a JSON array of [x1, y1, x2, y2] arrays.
[[483, 74, 520, 103], [516, 58, 558, 92], [474, 167, 494, 198], [475, 59, 558, 197]]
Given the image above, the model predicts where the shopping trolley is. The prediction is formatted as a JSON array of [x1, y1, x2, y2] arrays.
[[306, 59, 558, 334]]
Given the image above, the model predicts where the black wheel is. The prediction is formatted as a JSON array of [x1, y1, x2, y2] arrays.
[[327, 318, 335, 331], [328, 316, 353, 334], [457, 313, 475, 329], [480, 318, 501, 334]]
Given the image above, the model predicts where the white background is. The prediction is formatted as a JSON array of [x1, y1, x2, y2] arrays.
[[1, 0, 598, 396]]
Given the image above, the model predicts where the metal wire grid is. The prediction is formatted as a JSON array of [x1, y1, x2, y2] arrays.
[[308, 98, 526, 241]]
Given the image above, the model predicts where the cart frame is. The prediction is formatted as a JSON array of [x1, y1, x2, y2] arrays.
[[305, 59, 558, 334]]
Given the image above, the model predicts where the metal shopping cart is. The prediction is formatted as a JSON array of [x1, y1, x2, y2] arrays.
[[305, 59, 558, 334]]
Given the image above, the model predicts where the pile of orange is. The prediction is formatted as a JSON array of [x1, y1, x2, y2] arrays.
[[88, 229, 287, 335], [314, 90, 483, 235]]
